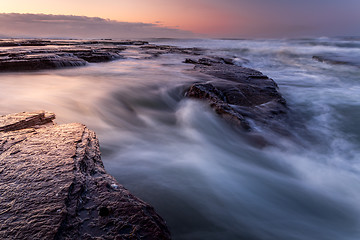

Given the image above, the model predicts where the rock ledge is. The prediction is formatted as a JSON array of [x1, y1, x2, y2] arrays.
[[185, 58, 287, 131], [0, 111, 170, 240]]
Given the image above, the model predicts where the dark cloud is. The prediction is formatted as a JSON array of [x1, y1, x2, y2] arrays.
[[0, 13, 195, 39]]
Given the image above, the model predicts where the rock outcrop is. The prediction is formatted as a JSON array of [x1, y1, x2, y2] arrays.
[[0, 111, 170, 240], [0, 39, 206, 72], [0, 54, 88, 71], [0, 38, 288, 132], [0, 39, 149, 71], [140, 45, 203, 58], [185, 58, 287, 130]]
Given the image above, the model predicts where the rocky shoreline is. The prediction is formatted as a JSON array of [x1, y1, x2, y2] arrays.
[[0, 39, 287, 131], [184, 57, 287, 131], [0, 39, 289, 238], [0, 111, 171, 239], [0, 39, 201, 71]]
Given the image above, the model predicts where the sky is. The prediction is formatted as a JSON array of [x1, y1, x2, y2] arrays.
[[1, 0, 360, 38]]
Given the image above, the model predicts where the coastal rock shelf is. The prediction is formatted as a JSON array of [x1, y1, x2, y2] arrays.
[[0, 38, 288, 132], [0, 111, 171, 240], [0, 39, 149, 71], [0, 39, 208, 72], [185, 58, 287, 131]]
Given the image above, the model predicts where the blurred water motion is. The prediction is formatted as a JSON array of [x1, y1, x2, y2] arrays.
[[1, 38, 360, 240]]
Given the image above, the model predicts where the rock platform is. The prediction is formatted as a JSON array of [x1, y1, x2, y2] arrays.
[[0, 111, 170, 240], [185, 58, 287, 131]]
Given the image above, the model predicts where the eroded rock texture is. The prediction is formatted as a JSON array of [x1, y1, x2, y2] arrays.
[[185, 58, 287, 130], [0, 39, 207, 72], [0, 39, 150, 71], [0, 111, 170, 240]]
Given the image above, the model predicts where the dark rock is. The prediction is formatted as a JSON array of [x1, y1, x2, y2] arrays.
[[65, 50, 123, 63], [0, 39, 143, 71], [185, 57, 234, 66], [0, 54, 87, 71], [0, 39, 51, 47], [0, 111, 171, 240], [210, 56, 234, 65], [184, 58, 199, 64], [80, 40, 149, 46], [187, 83, 251, 130], [0, 39, 148, 48], [185, 60, 287, 130], [113, 40, 149, 46], [0, 39, 207, 71], [141, 45, 203, 58], [313, 54, 360, 68]]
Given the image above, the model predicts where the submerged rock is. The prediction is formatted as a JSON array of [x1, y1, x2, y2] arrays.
[[0, 111, 170, 240], [313, 54, 360, 68], [185, 58, 287, 130]]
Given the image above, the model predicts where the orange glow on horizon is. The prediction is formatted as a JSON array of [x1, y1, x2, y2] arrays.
[[0, 0, 249, 36], [3, 0, 357, 38]]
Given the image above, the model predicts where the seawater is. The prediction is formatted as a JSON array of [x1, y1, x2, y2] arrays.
[[1, 38, 360, 240]]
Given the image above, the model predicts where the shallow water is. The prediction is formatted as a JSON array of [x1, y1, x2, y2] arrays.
[[1, 38, 360, 239]]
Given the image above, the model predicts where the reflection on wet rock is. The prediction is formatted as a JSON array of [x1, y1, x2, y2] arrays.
[[0, 111, 171, 239]]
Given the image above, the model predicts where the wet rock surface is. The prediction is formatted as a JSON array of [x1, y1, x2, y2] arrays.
[[0, 39, 206, 71], [140, 44, 203, 58], [0, 111, 170, 240], [0, 39, 148, 71], [0, 54, 88, 71], [185, 58, 287, 130], [0, 38, 288, 132]]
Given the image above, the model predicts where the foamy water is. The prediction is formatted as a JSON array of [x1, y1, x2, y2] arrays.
[[1, 38, 360, 239]]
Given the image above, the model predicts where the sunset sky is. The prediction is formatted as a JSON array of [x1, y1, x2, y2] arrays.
[[1, 0, 360, 38]]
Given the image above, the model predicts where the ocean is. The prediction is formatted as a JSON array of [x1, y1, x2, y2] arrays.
[[1, 37, 360, 240]]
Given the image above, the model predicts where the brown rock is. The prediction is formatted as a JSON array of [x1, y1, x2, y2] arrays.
[[185, 58, 287, 130], [140, 45, 203, 58], [0, 111, 170, 240], [0, 39, 206, 71], [0, 39, 141, 71], [0, 54, 88, 71]]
